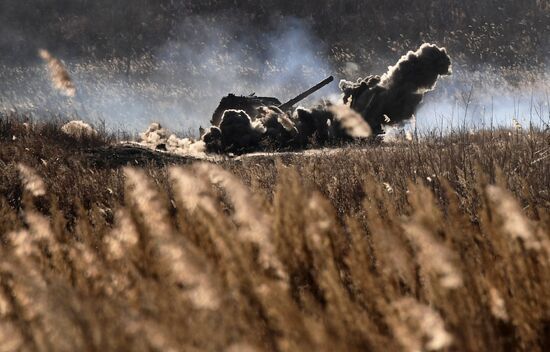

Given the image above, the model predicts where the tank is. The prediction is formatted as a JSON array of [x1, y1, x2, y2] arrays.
[[211, 94, 282, 126], [210, 76, 334, 126]]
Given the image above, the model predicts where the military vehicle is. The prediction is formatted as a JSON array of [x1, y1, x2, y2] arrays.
[[210, 76, 334, 126]]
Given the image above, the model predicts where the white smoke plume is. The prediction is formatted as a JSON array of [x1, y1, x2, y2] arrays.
[[1, 15, 335, 134], [139, 122, 207, 158]]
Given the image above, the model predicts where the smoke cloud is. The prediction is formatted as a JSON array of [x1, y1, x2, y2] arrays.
[[414, 65, 550, 133], [202, 103, 372, 154], [0, 11, 548, 141], [200, 44, 452, 155], [0, 14, 335, 133], [340, 44, 452, 134]]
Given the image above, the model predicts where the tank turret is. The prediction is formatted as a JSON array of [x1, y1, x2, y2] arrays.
[[210, 76, 334, 126]]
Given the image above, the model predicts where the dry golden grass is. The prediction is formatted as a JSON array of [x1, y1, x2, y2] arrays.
[[0, 113, 549, 351], [38, 49, 76, 98]]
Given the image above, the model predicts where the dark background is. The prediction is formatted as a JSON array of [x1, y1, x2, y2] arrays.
[[1, 0, 548, 69]]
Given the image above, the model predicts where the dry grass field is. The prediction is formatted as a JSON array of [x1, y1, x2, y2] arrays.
[[0, 112, 548, 351]]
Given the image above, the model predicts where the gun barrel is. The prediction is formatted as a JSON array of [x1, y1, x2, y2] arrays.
[[278, 76, 334, 111]]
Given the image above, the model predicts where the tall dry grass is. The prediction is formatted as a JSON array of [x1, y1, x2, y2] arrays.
[[0, 114, 549, 351], [38, 49, 76, 98]]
